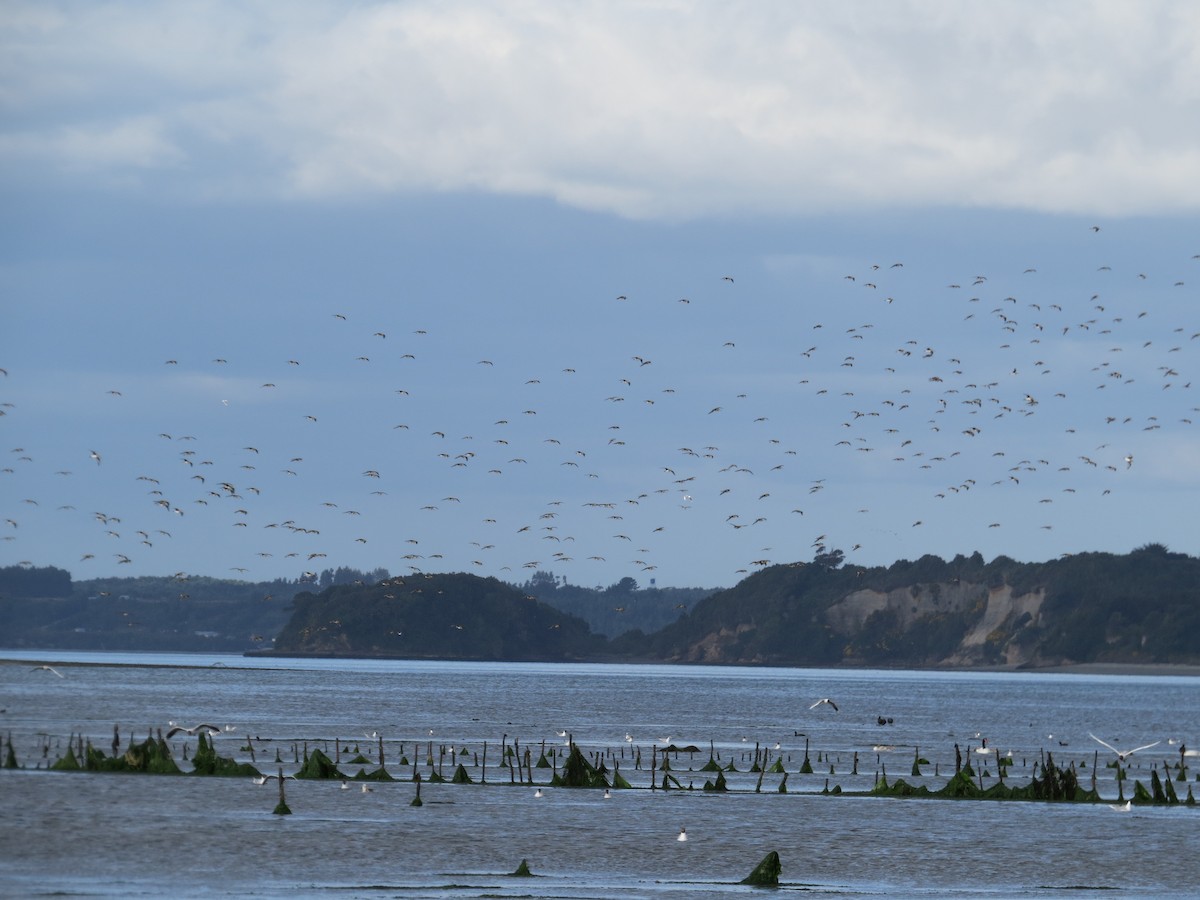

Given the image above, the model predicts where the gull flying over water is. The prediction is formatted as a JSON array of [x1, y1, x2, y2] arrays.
[[809, 698, 839, 712], [30, 664, 64, 677], [166, 723, 223, 739], [252, 773, 295, 785], [1089, 733, 1161, 762]]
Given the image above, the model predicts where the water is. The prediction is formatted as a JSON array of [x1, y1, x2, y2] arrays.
[[1, 651, 1197, 898]]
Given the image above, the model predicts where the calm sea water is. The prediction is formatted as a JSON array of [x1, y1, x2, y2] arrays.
[[1, 651, 1197, 899]]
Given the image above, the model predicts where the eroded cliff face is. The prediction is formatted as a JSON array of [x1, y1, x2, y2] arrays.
[[825, 581, 990, 633], [683, 623, 757, 664], [948, 584, 1046, 666], [676, 580, 1048, 667], [824, 581, 1046, 664]]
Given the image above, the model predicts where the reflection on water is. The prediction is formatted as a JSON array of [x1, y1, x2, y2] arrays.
[[1, 652, 1197, 899]]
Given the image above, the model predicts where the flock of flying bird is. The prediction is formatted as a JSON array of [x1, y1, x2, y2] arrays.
[[2, 229, 1198, 590]]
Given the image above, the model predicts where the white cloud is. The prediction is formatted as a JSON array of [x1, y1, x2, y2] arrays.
[[0, 117, 184, 173], [3, 1, 1200, 217]]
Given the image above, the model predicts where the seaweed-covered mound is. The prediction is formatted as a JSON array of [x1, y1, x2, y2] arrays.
[[190, 732, 262, 778], [741, 850, 782, 886], [550, 743, 609, 788], [4, 735, 19, 770], [99, 735, 183, 774], [354, 766, 397, 782], [873, 752, 1099, 803], [294, 747, 349, 780]]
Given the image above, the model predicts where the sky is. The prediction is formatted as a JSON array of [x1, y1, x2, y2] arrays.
[[2, 1, 1199, 591]]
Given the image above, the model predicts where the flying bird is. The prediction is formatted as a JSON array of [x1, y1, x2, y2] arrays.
[[809, 698, 839, 712], [1089, 733, 1160, 762], [166, 724, 223, 739]]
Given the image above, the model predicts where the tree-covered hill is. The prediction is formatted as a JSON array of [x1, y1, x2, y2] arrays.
[[269, 572, 606, 661], [519, 570, 714, 638], [615, 544, 1200, 667], [4, 545, 1198, 668], [0, 566, 296, 653]]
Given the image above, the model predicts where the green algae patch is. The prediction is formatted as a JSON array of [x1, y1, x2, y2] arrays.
[[191, 732, 262, 778], [703, 770, 729, 792], [870, 754, 1101, 803], [510, 858, 533, 877], [354, 766, 396, 782], [740, 850, 782, 886], [101, 736, 182, 775], [51, 746, 81, 771], [550, 743, 609, 788], [1131, 780, 1154, 805], [293, 747, 347, 780]]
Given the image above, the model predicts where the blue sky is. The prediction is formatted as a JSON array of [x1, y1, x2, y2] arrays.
[[2, 2, 1199, 589]]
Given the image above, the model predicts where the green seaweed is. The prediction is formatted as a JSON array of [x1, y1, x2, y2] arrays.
[[740, 850, 782, 886], [550, 743, 609, 788], [50, 746, 80, 771], [871, 753, 1101, 804], [190, 732, 262, 778], [355, 766, 396, 782], [510, 858, 533, 877], [292, 746, 347, 780]]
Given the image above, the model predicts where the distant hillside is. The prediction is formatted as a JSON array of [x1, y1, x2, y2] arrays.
[[520, 570, 714, 638], [0, 568, 296, 653], [5, 546, 1199, 668], [616, 544, 1200, 667], [269, 572, 605, 661]]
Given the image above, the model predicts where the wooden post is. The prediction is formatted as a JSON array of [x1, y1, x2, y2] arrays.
[[273, 767, 292, 815]]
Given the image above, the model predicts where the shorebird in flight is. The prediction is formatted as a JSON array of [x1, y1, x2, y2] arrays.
[[166, 723, 223, 739], [809, 698, 839, 711], [1089, 733, 1160, 762], [252, 773, 295, 784], [30, 664, 64, 677]]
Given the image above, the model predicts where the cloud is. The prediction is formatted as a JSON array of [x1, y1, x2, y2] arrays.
[[4, 1, 1200, 217], [0, 117, 184, 174]]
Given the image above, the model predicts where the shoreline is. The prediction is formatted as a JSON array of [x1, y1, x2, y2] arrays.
[[4, 649, 1199, 677]]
